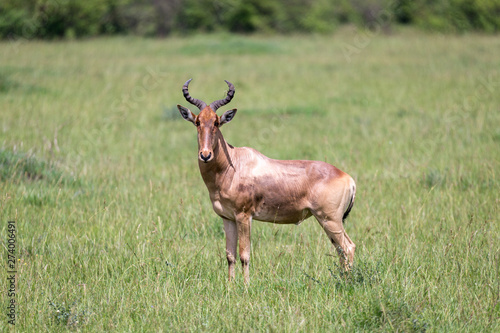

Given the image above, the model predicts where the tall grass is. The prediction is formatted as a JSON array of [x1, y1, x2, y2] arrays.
[[1, 29, 499, 331]]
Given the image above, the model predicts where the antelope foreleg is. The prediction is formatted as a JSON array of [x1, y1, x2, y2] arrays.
[[223, 219, 238, 281], [236, 214, 252, 284]]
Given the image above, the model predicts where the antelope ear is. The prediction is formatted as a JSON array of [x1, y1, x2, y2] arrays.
[[177, 105, 196, 124], [220, 108, 237, 126]]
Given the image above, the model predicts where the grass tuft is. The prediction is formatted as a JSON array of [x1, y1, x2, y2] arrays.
[[357, 291, 429, 332], [162, 105, 182, 121], [328, 260, 382, 291], [0, 73, 19, 93], [48, 299, 92, 328], [421, 168, 447, 188], [179, 36, 281, 55], [0, 149, 77, 185]]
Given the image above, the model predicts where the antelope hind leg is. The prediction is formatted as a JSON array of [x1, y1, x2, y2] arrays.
[[318, 219, 356, 270]]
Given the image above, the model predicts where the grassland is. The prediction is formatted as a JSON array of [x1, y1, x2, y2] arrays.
[[1, 29, 499, 331]]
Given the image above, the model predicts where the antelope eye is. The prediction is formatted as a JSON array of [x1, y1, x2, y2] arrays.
[[214, 120, 219, 127], [195, 120, 200, 126]]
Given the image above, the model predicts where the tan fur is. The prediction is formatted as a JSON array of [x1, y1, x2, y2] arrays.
[[179, 94, 356, 284]]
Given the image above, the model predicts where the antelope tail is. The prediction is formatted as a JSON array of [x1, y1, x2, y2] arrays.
[[342, 182, 356, 223]]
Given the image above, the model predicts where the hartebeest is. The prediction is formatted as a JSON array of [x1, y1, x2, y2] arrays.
[[177, 79, 356, 283]]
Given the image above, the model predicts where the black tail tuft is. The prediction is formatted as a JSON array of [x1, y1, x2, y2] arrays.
[[342, 194, 355, 223]]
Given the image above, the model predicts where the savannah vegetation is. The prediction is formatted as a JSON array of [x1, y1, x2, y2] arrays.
[[1, 29, 499, 331], [1, 0, 500, 39]]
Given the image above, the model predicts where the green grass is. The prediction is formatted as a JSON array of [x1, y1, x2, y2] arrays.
[[1, 29, 499, 331]]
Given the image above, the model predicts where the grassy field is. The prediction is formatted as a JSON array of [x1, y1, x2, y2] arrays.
[[1, 29, 499, 331]]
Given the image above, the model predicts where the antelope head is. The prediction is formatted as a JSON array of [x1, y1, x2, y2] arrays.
[[177, 79, 237, 163]]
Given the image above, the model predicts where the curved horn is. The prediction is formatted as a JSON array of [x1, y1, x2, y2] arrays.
[[182, 79, 207, 110], [209, 80, 235, 112]]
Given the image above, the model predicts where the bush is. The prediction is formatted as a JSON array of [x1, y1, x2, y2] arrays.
[[0, 0, 36, 39], [394, 0, 500, 33], [0, 0, 113, 39]]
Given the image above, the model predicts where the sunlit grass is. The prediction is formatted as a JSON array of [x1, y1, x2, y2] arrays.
[[0, 29, 499, 331]]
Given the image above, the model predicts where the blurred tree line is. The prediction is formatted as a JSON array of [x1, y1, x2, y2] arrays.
[[0, 0, 499, 39]]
